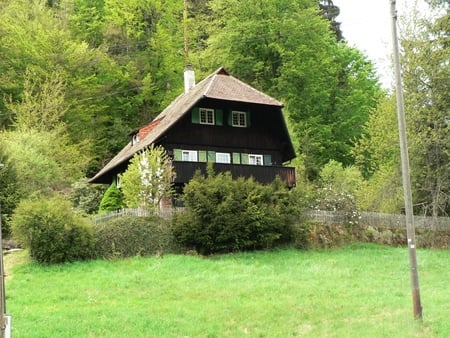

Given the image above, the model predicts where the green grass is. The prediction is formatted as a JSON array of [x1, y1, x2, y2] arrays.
[[5, 244, 450, 337]]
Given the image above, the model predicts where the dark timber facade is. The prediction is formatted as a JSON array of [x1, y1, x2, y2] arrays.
[[90, 67, 296, 191]]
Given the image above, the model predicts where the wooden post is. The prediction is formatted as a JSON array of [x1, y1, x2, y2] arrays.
[[390, 0, 423, 320]]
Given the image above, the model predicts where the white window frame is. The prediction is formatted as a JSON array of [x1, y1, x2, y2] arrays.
[[182, 150, 198, 162], [199, 108, 215, 125], [231, 111, 247, 127], [115, 175, 122, 188], [248, 154, 263, 166], [216, 152, 231, 164], [131, 134, 140, 146]]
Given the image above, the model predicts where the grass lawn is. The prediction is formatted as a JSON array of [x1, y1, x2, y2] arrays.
[[4, 243, 449, 337]]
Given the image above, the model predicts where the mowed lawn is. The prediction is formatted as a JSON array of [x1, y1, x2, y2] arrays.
[[5, 243, 449, 337]]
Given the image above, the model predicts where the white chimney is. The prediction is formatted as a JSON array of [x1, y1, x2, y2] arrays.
[[184, 64, 195, 93]]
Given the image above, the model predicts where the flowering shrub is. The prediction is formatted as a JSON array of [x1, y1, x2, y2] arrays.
[[120, 145, 173, 209], [314, 187, 361, 227]]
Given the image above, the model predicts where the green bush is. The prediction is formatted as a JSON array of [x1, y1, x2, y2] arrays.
[[0, 153, 22, 237], [93, 215, 179, 258], [11, 196, 95, 264], [70, 178, 106, 215], [98, 182, 125, 213], [172, 170, 300, 255]]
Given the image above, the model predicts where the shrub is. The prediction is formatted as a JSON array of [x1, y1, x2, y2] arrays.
[[98, 182, 125, 213], [11, 196, 95, 264], [70, 178, 106, 215], [0, 153, 21, 237], [172, 170, 300, 255], [93, 215, 179, 258]]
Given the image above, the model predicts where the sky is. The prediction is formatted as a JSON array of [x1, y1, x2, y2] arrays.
[[333, 0, 432, 88]]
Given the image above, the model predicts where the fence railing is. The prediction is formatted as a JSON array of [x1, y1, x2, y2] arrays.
[[306, 210, 450, 231], [93, 207, 183, 223], [93, 208, 450, 231]]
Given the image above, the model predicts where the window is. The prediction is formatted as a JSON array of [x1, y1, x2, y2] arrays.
[[216, 152, 231, 164], [248, 154, 263, 165], [200, 108, 215, 125], [131, 134, 140, 146], [182, 150, 198, 162], [232, 111, 247, 127]]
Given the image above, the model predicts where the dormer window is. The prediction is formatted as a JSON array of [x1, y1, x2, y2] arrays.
[[231, 111, 247, 127], [200, 108, 215, 125], [131, 134, 140, 146]]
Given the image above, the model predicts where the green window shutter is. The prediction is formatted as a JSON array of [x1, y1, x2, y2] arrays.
[[215, 109, 223, 126], [207, 151, 216, 162], [191, 107, 200, 124], [199, 150, 207, 162], [174, 149, 182, 161], [232, 152, 241, 164], [241, 153, 249, 164], [246, 111, 251, 127], [263, 154, 272, 166], [227, 111, 233, 126]]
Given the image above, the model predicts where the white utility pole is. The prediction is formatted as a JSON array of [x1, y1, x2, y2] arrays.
[[390, 0, 423, 320]]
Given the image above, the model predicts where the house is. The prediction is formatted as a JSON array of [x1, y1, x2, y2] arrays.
[[89, 66, 296, 195]]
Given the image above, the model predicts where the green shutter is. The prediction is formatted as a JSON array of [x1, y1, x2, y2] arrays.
[[199, 150, 207, 162], [241, 153, 249, 164], [174, 149, 182, 161], [246, 111, 251, 127], [191, 107, 199, 124], [263, 154, 272, 166], [215, 109, 223, 126], [207, 151, 216, 162], [232, 152, 241, 164], [227, 111, 233, 126]]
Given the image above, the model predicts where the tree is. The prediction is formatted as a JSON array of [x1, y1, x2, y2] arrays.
[[319, 0, 343, 41], [0, 151, 21, 236], [352, 95, 404, 213], [0, 68, 89, 196], [401, 5, 450, 216], [0, 0, 160, 175], [314, 160, 363, 226], [119, 145, 173, 210], [98, 182, 125, 213], [195, 0, 382, 179], [70, 178, 107, 215], [9, 68, 67, 133]]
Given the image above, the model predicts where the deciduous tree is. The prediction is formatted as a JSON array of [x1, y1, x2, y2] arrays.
[[119, 145, 173, 210]]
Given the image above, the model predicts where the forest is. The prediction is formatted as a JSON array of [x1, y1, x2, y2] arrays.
[[0, 0, 449, 232]]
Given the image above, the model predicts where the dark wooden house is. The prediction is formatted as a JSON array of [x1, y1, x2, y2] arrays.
[[89, 67, 296, 192]]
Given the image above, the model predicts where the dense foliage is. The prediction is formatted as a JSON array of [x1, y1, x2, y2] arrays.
[[172, 169, 301, 254], [70, 178, 107, 215], [98, 182, 125, 213], [401, 5, 450, 217], [94, 215, 179, 258], [0, 0, 447, 224], [11, 196, 95, 264]]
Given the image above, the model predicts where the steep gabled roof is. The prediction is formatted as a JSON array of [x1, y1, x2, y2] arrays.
[[89, 67, 285, 183]]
